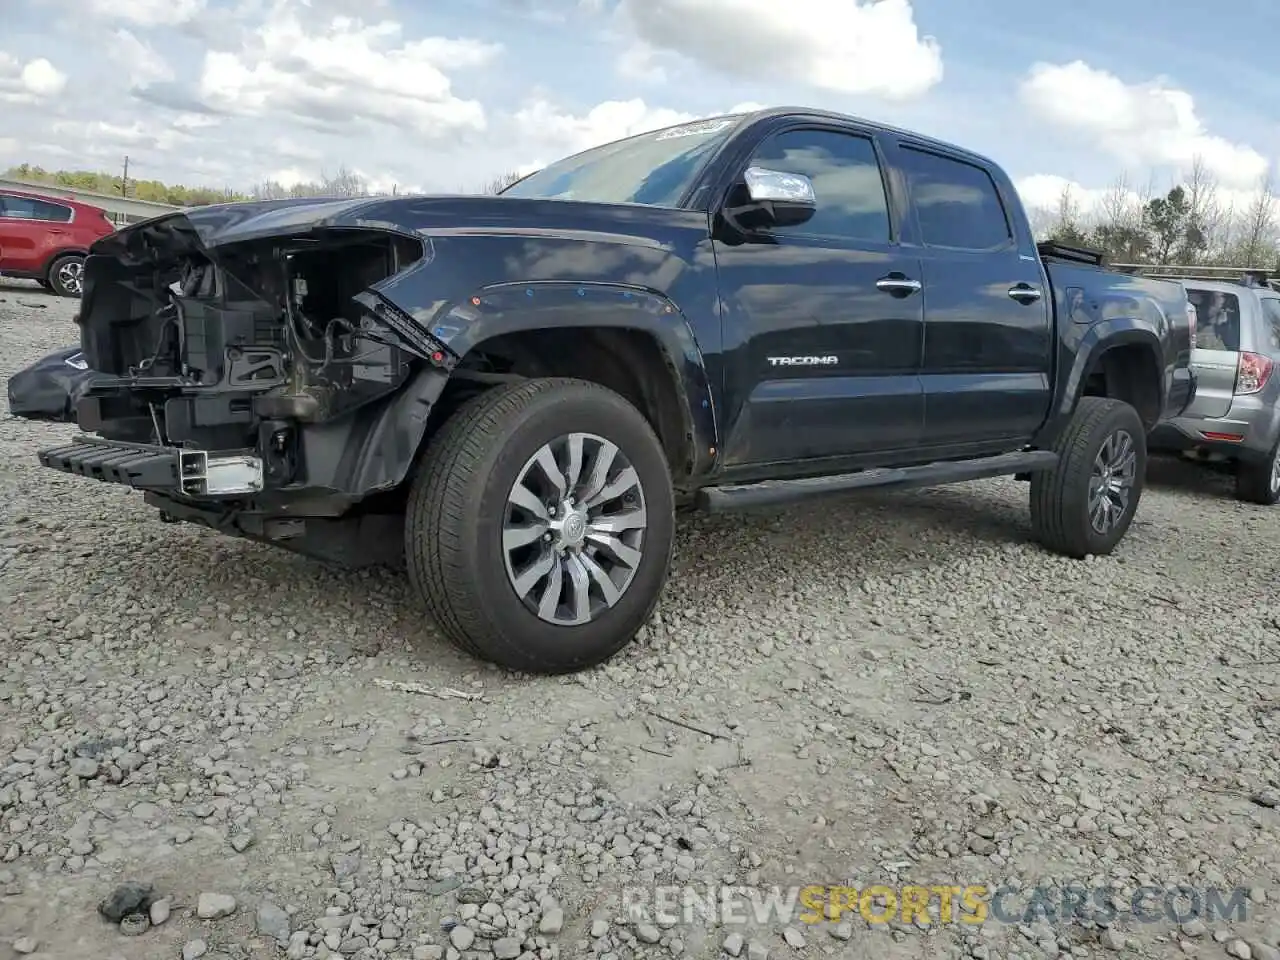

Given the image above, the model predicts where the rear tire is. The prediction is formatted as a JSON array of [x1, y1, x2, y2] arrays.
[[1030, 397, 1147, 558], [1234, 439, 1280, 505], [46, 254, 84, 297], [404, 377, 675, 674]]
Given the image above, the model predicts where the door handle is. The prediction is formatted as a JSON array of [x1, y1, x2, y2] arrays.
[[876, 274, 922, 296], [1008, 283, 1042, 303]]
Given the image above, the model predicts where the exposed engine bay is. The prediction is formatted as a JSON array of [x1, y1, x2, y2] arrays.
[[75, 224, 436, 496]]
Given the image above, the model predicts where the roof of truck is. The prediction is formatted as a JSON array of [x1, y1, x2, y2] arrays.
[[737, 106, 1002, 170]]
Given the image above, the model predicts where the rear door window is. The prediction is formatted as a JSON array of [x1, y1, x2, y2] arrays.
[[897, 146, 1012, 250], [1187, 289, 1241, 352], [1260, 298, 1280, 351], [0, 195, 73, 222]]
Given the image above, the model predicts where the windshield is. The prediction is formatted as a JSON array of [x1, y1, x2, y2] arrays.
[[501, 115, 744, 207]]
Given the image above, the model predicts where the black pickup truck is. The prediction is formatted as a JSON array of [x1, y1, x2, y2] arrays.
[[36, 107, 1196, 673]]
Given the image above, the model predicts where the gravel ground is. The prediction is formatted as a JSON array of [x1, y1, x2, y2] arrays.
[[1, 279, 1279, 960]]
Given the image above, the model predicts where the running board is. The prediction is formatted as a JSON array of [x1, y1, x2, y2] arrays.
[[696, 450, 1059, 512]]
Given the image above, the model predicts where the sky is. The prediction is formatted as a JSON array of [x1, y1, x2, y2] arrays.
[[2, 0, 1279, 215]]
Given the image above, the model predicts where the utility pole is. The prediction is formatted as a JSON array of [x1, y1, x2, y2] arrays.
[[121, 156, 129, 197]]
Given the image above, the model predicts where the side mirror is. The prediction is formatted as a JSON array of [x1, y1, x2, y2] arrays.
[[738, 166, 816, 229]]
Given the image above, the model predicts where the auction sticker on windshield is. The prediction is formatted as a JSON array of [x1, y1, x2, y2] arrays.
[[654, 119, 735, 141]]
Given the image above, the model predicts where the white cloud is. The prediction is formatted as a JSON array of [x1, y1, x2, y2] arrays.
[[48, 118, 193, 155], [110, 28, 175, 86], [0, 54, 67, 103], [85, 0, 206, 26], [513, 98, 701, 155], [1018, 61, 1270, 190], [612, 0, 942, 100], [617, 41, 668, 85], [197, 8, 498, 139], [512, 97, 777, 161], [1015, 174, 1119, 215]]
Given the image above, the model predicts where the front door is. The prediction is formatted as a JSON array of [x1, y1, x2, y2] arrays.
[[888, 142, 1054, 449], [713, 124, 924, 471]]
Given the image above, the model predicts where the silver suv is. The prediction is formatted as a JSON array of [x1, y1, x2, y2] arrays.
[[1147, 270, 1280, 503]]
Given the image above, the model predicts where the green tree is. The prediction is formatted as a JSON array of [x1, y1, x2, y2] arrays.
[[1143, 186, 1196, 265]]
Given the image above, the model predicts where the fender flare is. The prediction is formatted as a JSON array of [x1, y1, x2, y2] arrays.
[[1035, 319, 1165, 447], [427, 279, 721, 477]]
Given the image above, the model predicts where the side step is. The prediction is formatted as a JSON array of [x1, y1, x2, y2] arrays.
[[696, 450, 1058, 512]]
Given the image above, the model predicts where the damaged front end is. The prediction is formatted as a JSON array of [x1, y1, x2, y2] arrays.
[[37, 203, 457, 566]]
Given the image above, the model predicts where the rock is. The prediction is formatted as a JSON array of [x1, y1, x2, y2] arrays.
[[98, 882, 154, 922], [493, 937, 522, 958], [149, 898, 171, 926], [782, 927, 805, 948], [119, 914, 150, 936], [635, 923, 661, 944], [591, 920, 610, 938], [1100, 928, 1125, 951], [196, 892, 237, 920], [413, 948, 445, 960], [330, 853, 361, 880], [1247, 943, 1280, 960], [68, 757, 98, 779], [449, 925, 475, 951], [968, 836, 996, 856], [1227, 941, 1252, 960], [831, 923, 853, 941], [723, 932, 745, 956], [183, 941, 209, 960], [1181, 919, 1208, 938], [747, 941, 770, 960], [257, 901, 292, 944], [13, 938, 38, 955], [539, 907, 564, 935]]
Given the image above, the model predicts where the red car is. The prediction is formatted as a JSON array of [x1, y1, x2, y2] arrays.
[[0, 189, 117, 297]]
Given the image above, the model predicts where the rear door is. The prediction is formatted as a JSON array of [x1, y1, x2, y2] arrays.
[[887, 142, 1054, 447], [1183, 286, 1243, 419]]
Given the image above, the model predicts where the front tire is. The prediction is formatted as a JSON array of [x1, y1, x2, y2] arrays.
[[405, 377, 675, 674], [46, 254, 85, 297], [1234, 439, 1280, 505], [1030, 397, 1147, 558]]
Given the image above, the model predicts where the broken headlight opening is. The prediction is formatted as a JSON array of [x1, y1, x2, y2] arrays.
[[74, 221, 446, 496]]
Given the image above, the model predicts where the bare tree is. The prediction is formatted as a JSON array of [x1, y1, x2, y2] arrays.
[[1025, 203, 1057, 242], [1228, 174, 1278, 267], [1091, 172, 1150, 263], [249, 165, 373, 201], [1178, 156, 1226, 263], [1046, 183, 1089, 245], [482, 170, 526, 194]]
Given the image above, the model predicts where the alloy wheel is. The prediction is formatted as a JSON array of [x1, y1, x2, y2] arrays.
[[1088, 429, 1137, 534], [501, 432, 648, 626]]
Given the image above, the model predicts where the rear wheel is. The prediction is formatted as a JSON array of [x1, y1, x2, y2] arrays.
[[1234, 439, 1280, 505], [46, 254, 84, 297], [1030, 397, 1147, 558], [404, 377, 675, 674]]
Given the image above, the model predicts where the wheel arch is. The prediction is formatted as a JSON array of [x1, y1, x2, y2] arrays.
[[43, 247, 90, 280], [428, 281, 721, 483], [1036, 323, 1166, 447]]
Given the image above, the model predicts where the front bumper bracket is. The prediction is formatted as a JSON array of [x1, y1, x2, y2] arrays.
[[38, 435, 263, 497]]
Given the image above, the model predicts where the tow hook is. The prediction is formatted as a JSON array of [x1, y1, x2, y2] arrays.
[[158, 511, 180, 524]]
